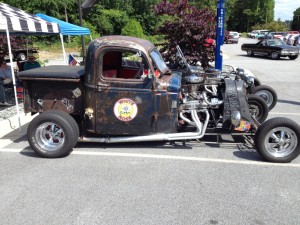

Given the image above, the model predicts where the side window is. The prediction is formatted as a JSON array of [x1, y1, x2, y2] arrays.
[[101, 49, 151, 80]]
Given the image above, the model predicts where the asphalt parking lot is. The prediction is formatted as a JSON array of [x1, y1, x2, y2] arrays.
[[0, 38, 300, 225]]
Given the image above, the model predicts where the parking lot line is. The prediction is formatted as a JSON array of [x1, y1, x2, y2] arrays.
[[270, 112, 300, 116], [1, 148, 300, 168]]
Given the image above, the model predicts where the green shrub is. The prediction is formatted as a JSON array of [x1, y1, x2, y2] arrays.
[[121, 19, 144, 38]]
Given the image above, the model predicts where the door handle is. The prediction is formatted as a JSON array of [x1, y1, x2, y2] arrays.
[[97, 83, 110, 91]]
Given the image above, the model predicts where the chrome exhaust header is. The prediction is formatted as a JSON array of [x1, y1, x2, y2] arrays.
[[78, 110, 209, 143]]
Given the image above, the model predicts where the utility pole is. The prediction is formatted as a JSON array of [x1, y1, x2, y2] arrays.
[[215, 0, 225, 70], [78, 0, 85, 61]]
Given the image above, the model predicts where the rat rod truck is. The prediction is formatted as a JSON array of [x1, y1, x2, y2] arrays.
[[18, 36, 300, 163]]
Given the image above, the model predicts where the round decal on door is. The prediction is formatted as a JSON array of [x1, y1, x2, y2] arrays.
[[114, 98, 138, 121]]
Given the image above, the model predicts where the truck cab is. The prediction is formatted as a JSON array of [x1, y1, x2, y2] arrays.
[[19, 36, 181, 136]]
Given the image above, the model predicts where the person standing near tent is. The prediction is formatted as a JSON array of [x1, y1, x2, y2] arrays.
[[24, 55, 41, 71], [0, 58, 12, 106]]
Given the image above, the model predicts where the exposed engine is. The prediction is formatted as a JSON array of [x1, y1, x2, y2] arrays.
[[180, 69, 224, 112]]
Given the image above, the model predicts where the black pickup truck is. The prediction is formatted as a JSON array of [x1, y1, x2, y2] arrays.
[[18, 35, 300, 163]]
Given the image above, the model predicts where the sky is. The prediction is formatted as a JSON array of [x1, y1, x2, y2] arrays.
[[274, 0, 300, 21]]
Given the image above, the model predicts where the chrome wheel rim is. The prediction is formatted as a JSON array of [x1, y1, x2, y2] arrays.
[[255, 90, 273, 107], [271, 52, 278, 59], [249, 103, 262, 119], [264, 127, 298, 158], [20, 54, 26, 61], [247, 50, 252, 56], [35, 122, 65, 151]]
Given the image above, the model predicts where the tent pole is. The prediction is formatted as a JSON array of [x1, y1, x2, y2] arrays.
[[60, 34, 67, 64], [6, 28, 21, 131], [26, 36, 28, 58]]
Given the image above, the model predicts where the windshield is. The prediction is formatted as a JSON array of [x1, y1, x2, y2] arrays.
[[267, 39, 285, 46], [150, 49, 168, 73]]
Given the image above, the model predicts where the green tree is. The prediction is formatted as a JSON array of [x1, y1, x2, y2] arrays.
[[154, 0, 216, 68], [86, 7, 129, 35], [121, 19, 144, 38], [291, 7, 300, 31], [3, 0, 76, 20], [227, 0, 275, 32], [251, 19, 288, 32]]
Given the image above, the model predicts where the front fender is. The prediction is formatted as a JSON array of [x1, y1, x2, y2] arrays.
[[222, 79, 253, 129]]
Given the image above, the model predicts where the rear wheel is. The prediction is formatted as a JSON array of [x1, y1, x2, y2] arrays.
[[27, 110, 79, 158], [254, 118, 300, 163], [251, 85, 277, 110], [247, 94, 269, 124]]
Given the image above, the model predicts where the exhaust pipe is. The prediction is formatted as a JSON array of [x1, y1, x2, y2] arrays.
[[78, 109, 209, 143]]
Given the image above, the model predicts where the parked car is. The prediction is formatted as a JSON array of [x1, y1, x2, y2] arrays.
[[241, 39, 299, 60], [225, 31, 239, 44], [255, 31, 269, 39], [270, 32, 285, 39], [287, 31, 299, 35], [248, 30, 268, 39]]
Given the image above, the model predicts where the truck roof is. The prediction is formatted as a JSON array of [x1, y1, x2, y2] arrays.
[[90, 35, 156, 53]]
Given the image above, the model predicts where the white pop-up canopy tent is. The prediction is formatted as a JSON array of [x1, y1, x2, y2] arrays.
[[0, 3, 60, 130]]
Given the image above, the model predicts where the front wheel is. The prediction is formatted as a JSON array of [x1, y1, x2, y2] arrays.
[[247, 49, 254, 56], [288, 55, 298, 60], [251, 85, 277, 110], [270, 52, 279, 60], [254, 118, 300, 163], [254, 77, 261, 86], [27, 110, 79, 158], [247, 94, 269, 124]]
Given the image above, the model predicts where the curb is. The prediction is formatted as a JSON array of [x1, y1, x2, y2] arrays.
[[0, 112, 35, 139]]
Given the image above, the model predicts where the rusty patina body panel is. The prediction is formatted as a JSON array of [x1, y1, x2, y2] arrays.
[[19, 65, 84, 115], [84, 36, 181, 135], [19, 36, 181, 136]]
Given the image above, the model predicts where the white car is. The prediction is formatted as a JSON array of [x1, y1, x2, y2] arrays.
[[225, 31, 239, 44]]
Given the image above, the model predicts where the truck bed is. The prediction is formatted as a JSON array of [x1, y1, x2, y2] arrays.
[[18, 65, 85, 115]]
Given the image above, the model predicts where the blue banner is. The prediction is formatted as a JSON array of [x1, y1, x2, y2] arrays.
[[215, 0, 225, 70]]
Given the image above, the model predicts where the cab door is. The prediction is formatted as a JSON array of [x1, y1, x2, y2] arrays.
[[95, 47, 156, 135]]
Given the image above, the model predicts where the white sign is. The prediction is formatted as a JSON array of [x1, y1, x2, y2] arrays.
[[0, 15, 8, 30]]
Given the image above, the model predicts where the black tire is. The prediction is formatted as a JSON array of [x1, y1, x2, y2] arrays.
[[254, 117, 300, 163], [251, 85, 277, 110], [42, 110, 80, 138], [253, 77, 261, 86], [247, 94, 269, 124], [288, 55, 298, 60], [27, 110, 79, 158], [270, 51, 279, 60], [17, 53, 26, 61], [5, 89, 15, 105], [247, 49, 254, 56]]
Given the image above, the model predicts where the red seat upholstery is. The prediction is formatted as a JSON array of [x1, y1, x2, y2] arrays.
[[102, 69, 117, 78]]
